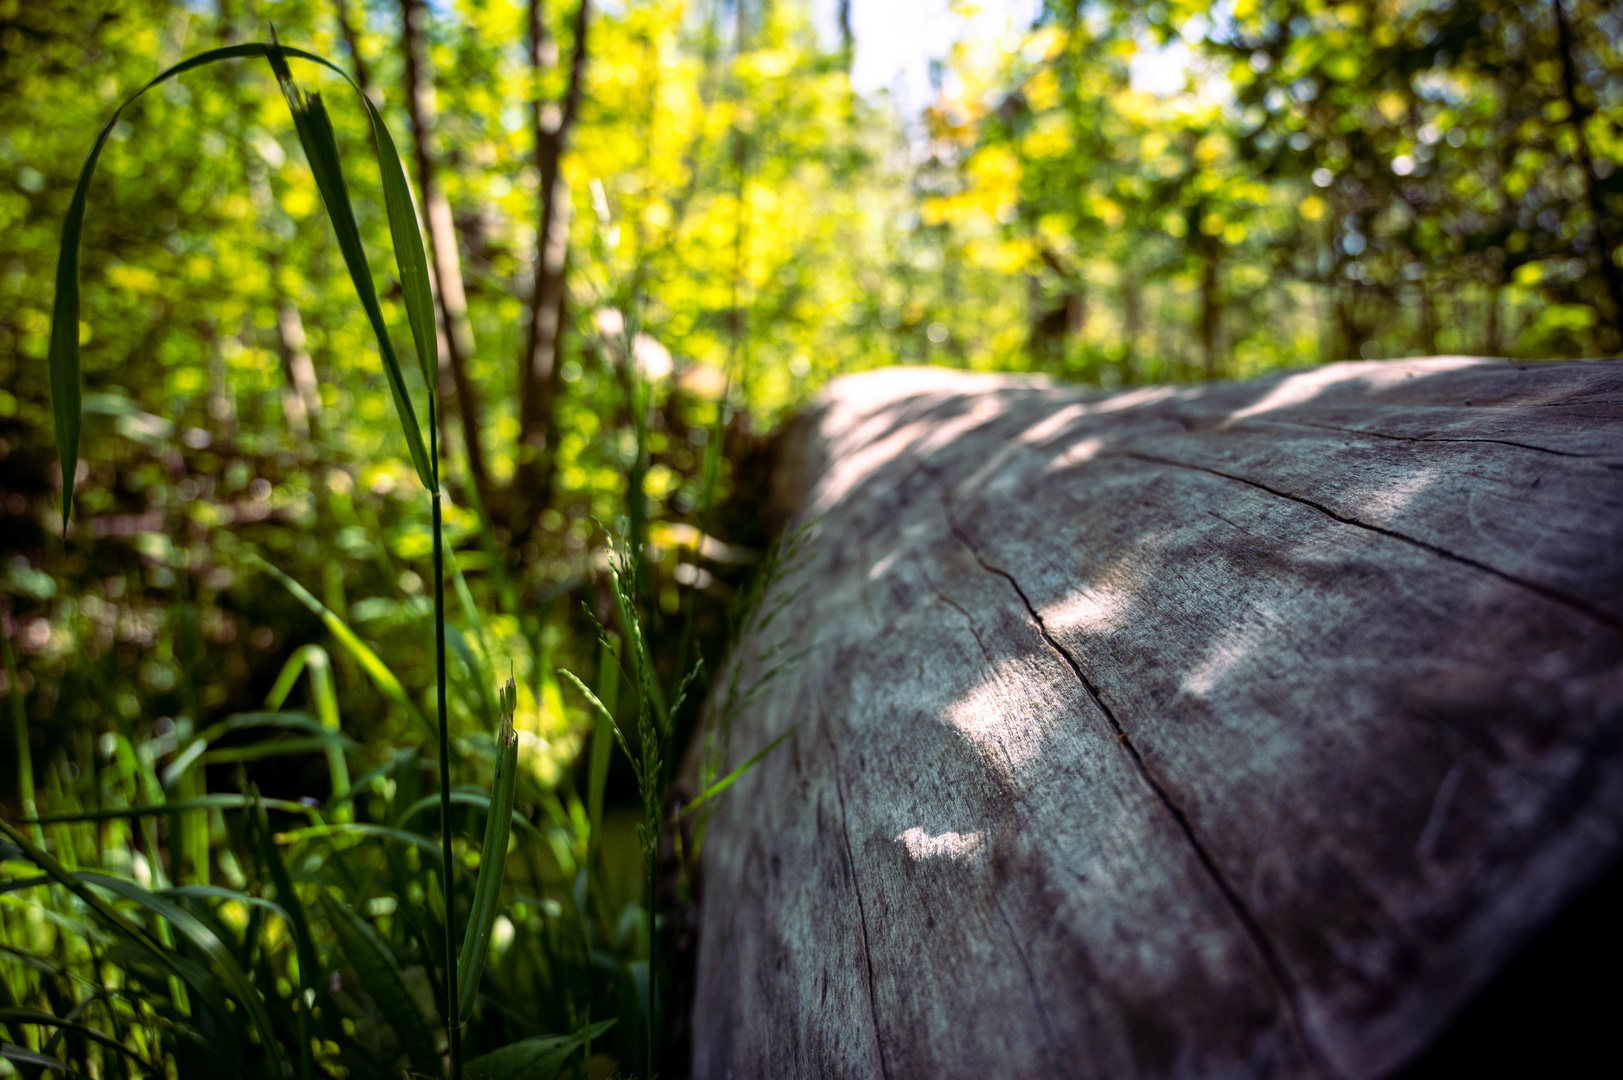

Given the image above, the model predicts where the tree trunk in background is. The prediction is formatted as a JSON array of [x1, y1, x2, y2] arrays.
[[513, 0, 590, 533], [1552, 0, 1623, 348], [1486, 284, 1502, 356], [398, 0, 492, 505], [276, 299, 322, 439], [332, 0, 375, 102], [687, 358, 1623, 1079], [1200, 251, 1220, 377], [1419, 285, 1439, 356], [1122, 275, 1141, 370]]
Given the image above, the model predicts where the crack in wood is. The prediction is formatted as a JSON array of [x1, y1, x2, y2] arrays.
[[1120, 450, 1622, 634], [828, 721, 893, 1080], [994, 895, 1075, 1080], [1240, 416, 1601, 459], [920, 572, 996, 666], [941, 494, 1333, 1080]]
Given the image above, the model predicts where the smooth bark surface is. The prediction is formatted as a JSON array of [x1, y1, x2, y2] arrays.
[[688, 357, 1623, 1080]]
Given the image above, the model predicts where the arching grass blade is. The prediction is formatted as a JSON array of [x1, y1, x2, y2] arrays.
[[319, 892, 440, 1078], [253, 555, 434, 737], [678, 723, 799, 819], [265, 35, 433, 490], [45, 43, 266, 525], [464, 1019, 615, 1080], [76, 872, 285, 1077], [0, 1008, 154, 1069], [48, 39, 439, 526], [20, 793, 316, 826], [1, 1042, 73, 1073]]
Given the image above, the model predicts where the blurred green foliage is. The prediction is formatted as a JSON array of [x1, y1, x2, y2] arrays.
[[0, 0, 1619, 1077], [921, 0, 1623, 380]]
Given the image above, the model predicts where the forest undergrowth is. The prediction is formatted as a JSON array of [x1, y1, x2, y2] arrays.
[[1, 32, 803, 1080]]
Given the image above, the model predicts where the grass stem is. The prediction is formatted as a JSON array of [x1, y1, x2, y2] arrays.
[[2, 618, 40, 845], [434, 489, 460, 1080]]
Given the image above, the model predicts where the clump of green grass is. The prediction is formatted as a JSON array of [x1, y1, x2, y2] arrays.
[[3, 33, 803, 1080]]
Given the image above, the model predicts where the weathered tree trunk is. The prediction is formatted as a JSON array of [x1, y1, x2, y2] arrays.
[[687, 357, 1623, 1080], [398, 0, 492, 503]]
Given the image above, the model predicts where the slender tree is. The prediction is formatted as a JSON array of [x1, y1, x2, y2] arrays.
[[515, 0, 591, 531], [399, 0, 492, 504]]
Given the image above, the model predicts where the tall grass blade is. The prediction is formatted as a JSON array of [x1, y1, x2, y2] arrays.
[[558, 670, 636, 776], [21, 793, 315, 825], [48, 41, 439, 522], [1, 1042, 72, 1073], [463, 1019, 615, 1080], [264, 36, 434, 490], [431, 490, 457, 1077], [0, 819, 172, 964], [251, 794, 319, 1080], [1, 631, 36, 842], [251, 795, 321, 1005], [253, 555, 433, 736], [0, 1008, 152, 1068], [456, 681, 519, 1021], [678, 723, 799, 818], [319, 892, 440, 1077], [587, 636, 620, 860], [76, 872, 285, 1076]]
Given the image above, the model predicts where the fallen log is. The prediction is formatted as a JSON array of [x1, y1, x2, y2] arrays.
[[685, 357, 1623, 1080]]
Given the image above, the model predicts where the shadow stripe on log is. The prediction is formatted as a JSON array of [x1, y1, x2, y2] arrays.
[[688, 358, 1623, 1080]]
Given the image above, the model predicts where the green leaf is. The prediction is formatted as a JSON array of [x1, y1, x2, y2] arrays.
[[0, 1008, 154, 1067], [2, 1041, 73, 1073], [319, 892, 439, 1078], [456, 717, 519, 1021], [464, 1019, 616, 1080], [48, 40, 438, 529], [249, 793, 321, 998], [265, 36, 435, 490], [20, 793, 315, 826], [679, 723, 800, 818], [45, 42, 268, 526], [252, 555, 434, 737], [275, 40, 437, 448], [274, 822, 449, 866], [76, 872, 285, 1076]]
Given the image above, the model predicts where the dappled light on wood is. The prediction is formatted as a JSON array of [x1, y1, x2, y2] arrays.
[[693, 358, 1623, 1079]]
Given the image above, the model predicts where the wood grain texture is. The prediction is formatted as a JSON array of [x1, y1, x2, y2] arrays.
[[686, 357, 1623, 1080]]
